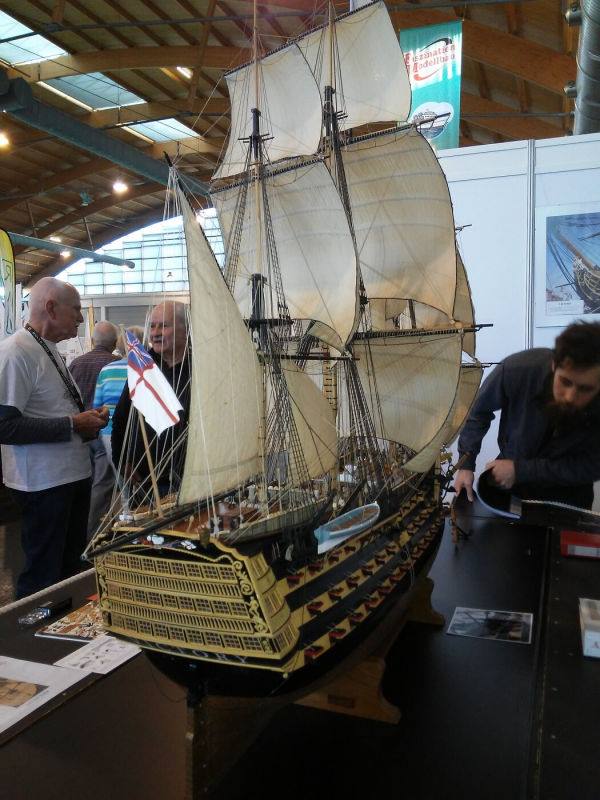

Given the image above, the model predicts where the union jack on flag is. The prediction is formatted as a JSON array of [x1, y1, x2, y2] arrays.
[[126, 330, 183, 436]]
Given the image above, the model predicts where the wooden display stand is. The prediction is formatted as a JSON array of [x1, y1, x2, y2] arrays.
[[297, 576, 444, 723], [185, 577, 444, 798]]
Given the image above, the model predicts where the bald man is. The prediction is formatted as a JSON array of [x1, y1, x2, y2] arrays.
[[70, 320, 119, 410], [112, 301, 190, 501], [70, 319, 120, 537], [0, 278, 108, 598]]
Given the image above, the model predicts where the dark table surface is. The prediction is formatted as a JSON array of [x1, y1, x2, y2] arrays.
[[0, 501, 598, 800]]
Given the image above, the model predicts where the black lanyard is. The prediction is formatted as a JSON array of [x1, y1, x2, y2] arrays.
[[25, 324, 85, 413]]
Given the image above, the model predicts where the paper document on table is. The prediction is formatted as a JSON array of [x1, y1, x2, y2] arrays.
[[53, 634, 140, 674], [0, 655, 84, 736]]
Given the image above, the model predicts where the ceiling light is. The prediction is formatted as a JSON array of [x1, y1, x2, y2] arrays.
[[113, 179, 128, 194], [0, 132, 9, 147], [177, 66, 193, 79], [49, 235, 62, 243], [60, 249, 71, 258]]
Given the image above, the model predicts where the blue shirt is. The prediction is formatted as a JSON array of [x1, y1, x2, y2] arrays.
[[93, 358, 127, 435]]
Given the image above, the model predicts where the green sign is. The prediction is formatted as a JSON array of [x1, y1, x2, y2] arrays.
[[400, 21, 463, 151]]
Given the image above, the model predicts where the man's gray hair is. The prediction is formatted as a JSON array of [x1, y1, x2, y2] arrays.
[[92, 320, 119, 350]]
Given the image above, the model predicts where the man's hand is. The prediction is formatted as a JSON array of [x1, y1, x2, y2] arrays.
[[72, 408, 109, 439], [454, 468, 475, 501], [485, 459, 516, 490]]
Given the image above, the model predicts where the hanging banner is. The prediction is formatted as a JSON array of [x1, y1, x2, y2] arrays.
[[400, 21, 462, 151], [0, 229, 16, 339]]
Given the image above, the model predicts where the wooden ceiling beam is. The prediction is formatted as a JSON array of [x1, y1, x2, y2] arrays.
[[390, 10, 575, 95], [258, 3, 289, 38], [218, 0, 253, 42], [0, 158, 111, 214], [459, 134, 480, 147], [188, 0, 218, 107], [52, 0, 66, 24], [476, 63, 490, 100], [11, 46, 249, 83], [174, 0, 234, 49], [516, 78, 529, 112], [15, 182, 164, 244], [82, 98, 229, 129], [504, 3, 521, 36], [101, 0, 177, 48], [56, 0, 182, 102], [148, 137, 223, 159], [461, 93, 563, 141], [141, 0, 201, 46]]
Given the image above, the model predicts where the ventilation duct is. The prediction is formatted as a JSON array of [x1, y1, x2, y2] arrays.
[[572, 0, 600, 134]]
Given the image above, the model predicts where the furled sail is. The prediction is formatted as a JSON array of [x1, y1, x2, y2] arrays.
[[178, 194, 263, 503], [343, 127, 457, 317], [353, 333, 463, 454], [297, 0, 411, 129], [283, 361, 338, 479], [212, 160, 360, 351], [213, 44, 322, 180], [403, 363, 483, 473]]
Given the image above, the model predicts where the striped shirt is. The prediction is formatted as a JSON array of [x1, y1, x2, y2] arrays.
[[93, 358, 127, 435], [70, 346, 119, 410]]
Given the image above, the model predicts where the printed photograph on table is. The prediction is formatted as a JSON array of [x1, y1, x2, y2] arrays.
[[535, 203, 600, 326], [447, 607, 533, 644], [0, 678, 46, 708]]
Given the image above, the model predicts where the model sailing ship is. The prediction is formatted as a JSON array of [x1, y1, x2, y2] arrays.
[[86, 0, 482, 696]]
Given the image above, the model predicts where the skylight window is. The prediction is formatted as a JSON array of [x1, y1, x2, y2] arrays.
[[0, 11, 66, 65], [43, 73, 144, 110], [128, 118, 200, 142]]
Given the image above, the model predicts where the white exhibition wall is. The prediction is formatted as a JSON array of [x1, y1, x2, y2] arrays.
[[439, 131, 600, 490]]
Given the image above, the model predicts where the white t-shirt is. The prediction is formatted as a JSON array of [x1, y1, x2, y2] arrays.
[[0, 328, 91, 491]]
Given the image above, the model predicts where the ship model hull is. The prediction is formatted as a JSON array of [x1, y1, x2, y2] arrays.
[[95, 476, 443, 697]]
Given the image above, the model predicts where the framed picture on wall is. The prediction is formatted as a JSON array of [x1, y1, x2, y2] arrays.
[[535, 202, 600, 327]]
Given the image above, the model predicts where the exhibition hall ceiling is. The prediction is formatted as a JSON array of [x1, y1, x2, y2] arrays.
[[0, 0, 579, 284]]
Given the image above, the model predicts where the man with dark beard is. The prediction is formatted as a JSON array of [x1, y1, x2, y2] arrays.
[[454, 321, 600, 509]]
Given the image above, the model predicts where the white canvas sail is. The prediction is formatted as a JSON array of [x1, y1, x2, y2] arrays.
[[344, 127, 457, 317], [455, 252, 476, 357], [403, 364, 483, 473], [297, 1, 411, 129], [212, 161, 360, 351], [367, 250, 475, 356], [179, 195, 263, 503], [214, 44, 322, 180], [353, 333, 463, 453], [368, 298, 407, 331], [283, 361, 338, 479]]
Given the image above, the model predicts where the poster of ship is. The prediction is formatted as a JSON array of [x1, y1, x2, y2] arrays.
[[538, 203, 600, 325]]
